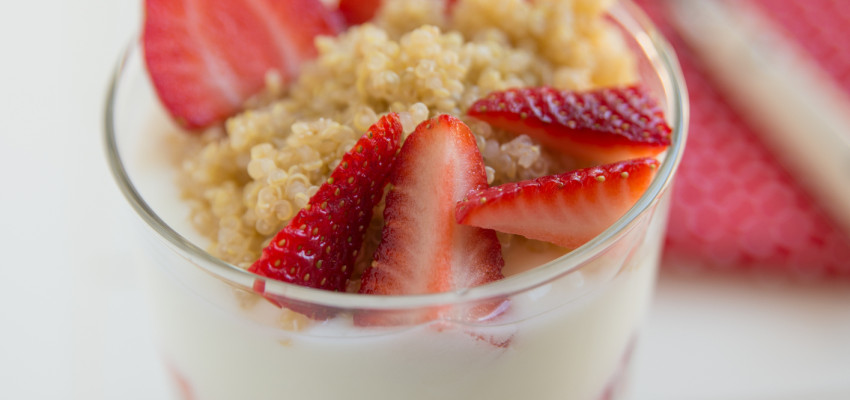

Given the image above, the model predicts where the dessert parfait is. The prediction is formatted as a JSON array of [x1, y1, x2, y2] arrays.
[[105, 0, 687, 399]]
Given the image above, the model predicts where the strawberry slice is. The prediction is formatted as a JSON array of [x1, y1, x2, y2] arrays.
[[357, 115, 505, 325], [336, 0, 458, 26], [467, 86, 672, 164], [143, 0, 342, 130], [337, 0, 382, 25], [248, 113, 402, 300], [456, 158, 660, 249]]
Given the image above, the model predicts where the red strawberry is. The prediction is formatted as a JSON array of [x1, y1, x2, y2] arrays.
[[143, 0, 343, 130], [456, 158, 660, 249], [249, 113, 402, 302], [336, 0, 458, 26], [357, 115, 505, 325], [337, 0, 382, 25], [467, 86, 671, 165]]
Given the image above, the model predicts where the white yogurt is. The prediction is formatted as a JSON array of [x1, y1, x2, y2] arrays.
[[134, 228, 660, 400]]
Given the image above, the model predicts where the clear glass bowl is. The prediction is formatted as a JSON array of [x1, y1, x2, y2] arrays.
[[105, 2, 687, 399]]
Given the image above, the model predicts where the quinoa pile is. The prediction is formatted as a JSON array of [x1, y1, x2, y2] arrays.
[[175, 0, 636, 270]]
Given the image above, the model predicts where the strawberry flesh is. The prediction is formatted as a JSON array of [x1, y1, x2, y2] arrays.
[[337, 0, 458, 25], [143, 0, 342, 130], [337, 0, 382, 25], [456, 158, 660, 249], [248, 113, 402, 297], [467, 86, 671, 164], [357, 115, 505, 325]]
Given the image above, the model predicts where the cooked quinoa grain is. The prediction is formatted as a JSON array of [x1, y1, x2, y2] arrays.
[[177, 0, 636, 268]]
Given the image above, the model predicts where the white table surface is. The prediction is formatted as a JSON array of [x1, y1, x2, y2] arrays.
[[1, 1, 848, 399]]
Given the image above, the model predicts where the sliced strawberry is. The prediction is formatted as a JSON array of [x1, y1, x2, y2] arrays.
[[336, 0, 458, 26], [357, 115, 505, 325], [143, 0, 343, 130], [249, 113, 402, 302], [456, 158, 660, 249], [467, 86, 672, 164], [337, 0, 382, 25]]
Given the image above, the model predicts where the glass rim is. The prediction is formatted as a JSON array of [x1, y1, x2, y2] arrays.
[[104, 0, 689, 311]]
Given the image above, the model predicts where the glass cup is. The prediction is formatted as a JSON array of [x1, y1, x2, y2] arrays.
[[105, 1, 687, 399]]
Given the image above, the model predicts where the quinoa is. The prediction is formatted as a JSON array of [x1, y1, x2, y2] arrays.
[[177, 0, 636, 269]]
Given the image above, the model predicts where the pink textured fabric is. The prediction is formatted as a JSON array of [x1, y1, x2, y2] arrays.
[[635, 0, 850, 277], [752, 0, 850, 95]]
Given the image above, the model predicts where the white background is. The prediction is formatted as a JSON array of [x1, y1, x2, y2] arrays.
[[1, 1, 848, 399]]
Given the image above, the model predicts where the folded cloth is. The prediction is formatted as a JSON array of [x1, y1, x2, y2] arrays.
[[635, 0, 850, 277]]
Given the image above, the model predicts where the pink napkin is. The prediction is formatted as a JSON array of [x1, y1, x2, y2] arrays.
[[635, 0, 850, 277]]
